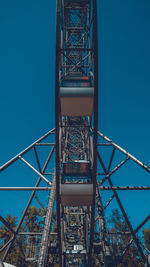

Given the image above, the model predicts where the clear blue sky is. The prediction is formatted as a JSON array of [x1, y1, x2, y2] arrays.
[[0, 0, 150, 232]]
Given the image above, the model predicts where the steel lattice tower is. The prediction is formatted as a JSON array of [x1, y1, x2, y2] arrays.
[[0, 0, 150, 267]]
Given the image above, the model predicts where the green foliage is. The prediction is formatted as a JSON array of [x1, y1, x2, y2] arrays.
[[143, 228, 150, 251], [0, 207, 43, 267], [0, 214, 25, 266], [0, 208, 148, 266], [0, 215, 17, 244], [24, 206, 42, 232], [108, 209, 144, 267]]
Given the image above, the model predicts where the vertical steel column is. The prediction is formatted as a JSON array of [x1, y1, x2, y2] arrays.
[[89, 0, 98, 264], [55, 0, 62, 265], [38, 174, 56, 266], [96, 186, 112, 266]]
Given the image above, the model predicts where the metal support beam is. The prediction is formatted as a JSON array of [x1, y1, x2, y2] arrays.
[[0, 129, 55, 172], [98, 131, 150, 173], [103, 194, 115, 210], [89, 0, 98, 264], [38, 174, 56, 266], [34, 146, 42, 172], [35, 195, 45, 209], [0, 187, 51, 191], [99, 186, 150, 190], [97, 152, 147, 263], [19, 156, 52, 186], [0, 215, 16, 235], [122, 214, 150, 256], [95, 185, 112, 266], [98, 155, 129, 185], [55, 0, 62, 265], [2, 146, 55, 261]]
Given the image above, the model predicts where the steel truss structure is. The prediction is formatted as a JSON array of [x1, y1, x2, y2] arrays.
[[0, 0, 150, 267]]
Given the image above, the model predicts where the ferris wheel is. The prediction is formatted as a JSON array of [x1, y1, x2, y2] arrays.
[[0, 1, 150, 266]]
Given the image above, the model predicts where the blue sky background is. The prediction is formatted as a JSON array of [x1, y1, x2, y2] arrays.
[[0, 0, 150, 233]]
